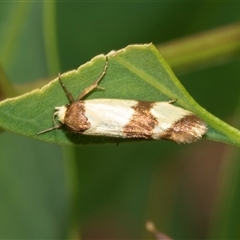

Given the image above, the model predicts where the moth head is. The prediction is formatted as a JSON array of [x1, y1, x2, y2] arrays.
[[54, 105, 67, 124], [37, 105, 68, 135]]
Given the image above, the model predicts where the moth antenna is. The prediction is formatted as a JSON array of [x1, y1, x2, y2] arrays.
[[77, 56, 108, 100], [58, 73, 75, 103]]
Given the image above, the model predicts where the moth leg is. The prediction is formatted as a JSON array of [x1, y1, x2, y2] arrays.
[[37, 110, 63, 135], [77, 56, 108, 101], [168, 99, 177, 104], [58, 73, 75, 103], [37, 124, 62, 135]]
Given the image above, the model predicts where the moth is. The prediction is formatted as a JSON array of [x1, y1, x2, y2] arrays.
[[38, 57, 207, 144]]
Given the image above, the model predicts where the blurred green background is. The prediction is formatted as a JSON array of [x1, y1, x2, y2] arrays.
[[0, 2, 240, 239]]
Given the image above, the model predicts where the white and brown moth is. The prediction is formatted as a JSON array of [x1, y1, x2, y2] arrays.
[[38, 57, 207, 144]]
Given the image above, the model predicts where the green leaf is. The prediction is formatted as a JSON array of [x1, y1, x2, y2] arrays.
[[0, 43, 240, 146]]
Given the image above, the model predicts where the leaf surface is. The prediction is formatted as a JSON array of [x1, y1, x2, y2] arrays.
[[0, 43, 239, 146]]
